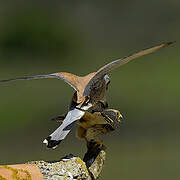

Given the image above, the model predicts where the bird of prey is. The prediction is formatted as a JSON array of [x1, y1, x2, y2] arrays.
[[77, 107, 123, 167], [54, 106, 123, 147], [76, 108, 123, 146], [0, 42, 172, 149]]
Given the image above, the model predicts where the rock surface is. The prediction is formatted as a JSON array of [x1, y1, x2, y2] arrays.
[[31, 157, 91, 180], [29, 150, 106, 180], [0, 150, 106, 180]]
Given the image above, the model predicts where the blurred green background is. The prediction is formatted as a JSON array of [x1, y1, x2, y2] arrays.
[[0, 0, 179, 179]]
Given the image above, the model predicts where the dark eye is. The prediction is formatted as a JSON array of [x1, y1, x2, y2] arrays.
[[119, 114, 123, 120]]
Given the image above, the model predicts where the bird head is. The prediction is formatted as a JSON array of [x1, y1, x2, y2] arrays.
[[103, 109, 123, 128]]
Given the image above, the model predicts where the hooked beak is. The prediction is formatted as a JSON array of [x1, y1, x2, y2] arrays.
[[118, 113, 123, 122]]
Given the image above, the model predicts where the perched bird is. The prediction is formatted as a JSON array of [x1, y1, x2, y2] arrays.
[[53, 105, 123, 147], [0, 42, 172, 149], [77, 107, 123, 167], [76, 108, 123, 146]]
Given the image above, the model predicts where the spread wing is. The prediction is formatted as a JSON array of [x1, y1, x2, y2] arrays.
[[83, 42, 173, 96], [0, 72, 81, 91]]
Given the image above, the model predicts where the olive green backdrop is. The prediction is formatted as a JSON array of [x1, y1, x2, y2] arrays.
[[0, 1, 179, 179]]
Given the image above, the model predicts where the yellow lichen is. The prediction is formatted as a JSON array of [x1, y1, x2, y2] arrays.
[[75, 158, 91, 179], [63, 176, 67, 180], [0, 165, 32, 180], [0, 174, 7, 180]]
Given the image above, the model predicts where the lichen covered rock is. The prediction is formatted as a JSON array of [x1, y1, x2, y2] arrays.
[[30, 156, 91, 180], [0, 150, 105, 180]]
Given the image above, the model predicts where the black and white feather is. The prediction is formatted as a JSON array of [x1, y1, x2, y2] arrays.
[[43, 103, 92, 149]]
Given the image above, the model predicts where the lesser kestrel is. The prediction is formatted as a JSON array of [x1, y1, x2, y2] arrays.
[[0, 42, 172, 149]]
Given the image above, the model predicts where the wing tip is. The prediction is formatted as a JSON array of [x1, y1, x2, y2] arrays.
[[43, 136, 62, 149], [0, 79, 14, 83], [163, 41, 175, 47]]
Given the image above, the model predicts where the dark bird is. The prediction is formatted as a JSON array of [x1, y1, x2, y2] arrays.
[[77, 107, 123, 167], [76, 108, 123, 146], [0, 42, 173, 149]]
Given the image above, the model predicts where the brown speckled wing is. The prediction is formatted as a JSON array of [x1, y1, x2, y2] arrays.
[[0, 71, 97, 103], [83, 42, 173, 96], [0, 72, 82, 91]]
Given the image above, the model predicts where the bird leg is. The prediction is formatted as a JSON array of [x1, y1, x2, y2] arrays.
[[83, 138, 106, 168], [82, 126, 107, 168]]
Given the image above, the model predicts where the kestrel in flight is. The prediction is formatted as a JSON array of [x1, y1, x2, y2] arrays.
[[0, 42, 172, 149]]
